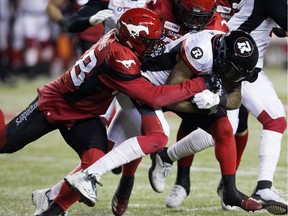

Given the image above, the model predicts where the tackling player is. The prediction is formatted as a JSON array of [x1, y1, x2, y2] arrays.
[[64, 22, 263, 216], [0, 8, 210, 216]]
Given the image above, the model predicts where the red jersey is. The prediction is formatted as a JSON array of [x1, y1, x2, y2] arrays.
[[146, 0, 187, 40], [146, 0, 229, 40], [204, 12, 229, 32], [37, 30, 206, 127], [216, 0, 238, 21]]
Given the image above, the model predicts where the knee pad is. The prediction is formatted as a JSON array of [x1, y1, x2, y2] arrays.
[[258, 111, 287, 133]]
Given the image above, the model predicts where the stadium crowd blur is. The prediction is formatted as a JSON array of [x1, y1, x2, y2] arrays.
[[0, 0, 98, 85], [0, 0, 287, 86]]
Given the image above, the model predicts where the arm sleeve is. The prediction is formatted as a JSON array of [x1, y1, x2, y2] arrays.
[[262, 0, 287, 31], [98, 74, 207, 109], [68, 0, 108, 33]]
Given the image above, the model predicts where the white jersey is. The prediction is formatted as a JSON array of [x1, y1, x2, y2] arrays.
[[228, 0, 278, 68], [108, 0, 147, 23], [180, 31, 215, 76], [141, 33, 189, 86], [141, 30, 223, 86]]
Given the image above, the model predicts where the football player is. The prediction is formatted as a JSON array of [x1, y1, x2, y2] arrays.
[[109, 0, 231, 214], [65, 25, 262, 215], [161, 1, 288, 214], [223, 0, 287, 214], [0, 8, 210, 216]]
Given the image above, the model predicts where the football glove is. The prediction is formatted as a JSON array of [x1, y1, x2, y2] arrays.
[[89, 9, 114, 25], [192, 89, 225, 109], [271, 27, 287, 38]]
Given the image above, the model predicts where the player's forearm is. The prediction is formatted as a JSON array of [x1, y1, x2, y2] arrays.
[[98, 75, 207, 109], [165, 101, 199, 113], [67, 1, 108, 33]]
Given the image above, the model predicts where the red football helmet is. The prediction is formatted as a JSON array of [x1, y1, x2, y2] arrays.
[[115, 8, 165, 58], [173, 0, 216, 31]]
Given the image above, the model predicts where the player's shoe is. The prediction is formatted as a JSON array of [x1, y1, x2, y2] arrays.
[[148, 150, 172, 193], [166, 184, 187, 208], [64, 170, 102, 207], [32, 188, 52, 215], [112, 194, 129, 216], [252, 187, 288, 215], [35, 201, 67, 216], [111, 175, 134, 216], [220, 185, 262, 212], [216, 179, 239, 211], [32, 188, 68, 216], [216, 178, 262, 212]]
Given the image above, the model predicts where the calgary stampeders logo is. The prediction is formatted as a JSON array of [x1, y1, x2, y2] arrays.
[[121, 21, 149, 39]]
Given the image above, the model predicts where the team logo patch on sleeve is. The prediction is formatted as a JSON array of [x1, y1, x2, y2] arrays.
[[191, 47, 203, 59], [116, 59, 136, 69], [234, 37, 254, 57]]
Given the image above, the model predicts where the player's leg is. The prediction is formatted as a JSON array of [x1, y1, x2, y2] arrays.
[[218, 106, 247, 210], [210, 116, 262, 211], [0, 98, 57, 153], [32, 99, 119, 215], [65, 99, 170, 207], [112, 160, 140, 216], [165, 120, 195, 208], [234, 105, 249, 168], [148, 127, 214, 206], [107, 96, 143, 216], [242, 71, 287, 214], [38, 117, 108, 215]]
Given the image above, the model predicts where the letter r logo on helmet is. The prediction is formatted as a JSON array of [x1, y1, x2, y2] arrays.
[[234, 37, 254, 57], [213, 30, 259, 83]]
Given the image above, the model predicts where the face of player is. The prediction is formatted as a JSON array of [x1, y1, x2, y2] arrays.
[[221, 61, 248, 83], [175, 3, 213, 31]]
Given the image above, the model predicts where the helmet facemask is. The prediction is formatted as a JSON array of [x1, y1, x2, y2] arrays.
[[174, 0, 215, 31], [176, 4, 214, 31], [141, 36, 166, 59]]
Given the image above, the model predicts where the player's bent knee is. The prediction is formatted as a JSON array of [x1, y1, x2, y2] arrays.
[[137, 132, 168, 154], [262, 116, 287, 134]]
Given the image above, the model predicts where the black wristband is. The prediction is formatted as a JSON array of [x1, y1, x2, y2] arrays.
[[219, 95, 227, 106], [273, 28, 286, 38]]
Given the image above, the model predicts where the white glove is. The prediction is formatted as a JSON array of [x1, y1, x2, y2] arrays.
[[192, 89, 220, 109], [89, 9, 114, 25]]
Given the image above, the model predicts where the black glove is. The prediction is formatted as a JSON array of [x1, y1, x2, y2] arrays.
[[244, 68, 260, 83], [271, 27, 287, 38]]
